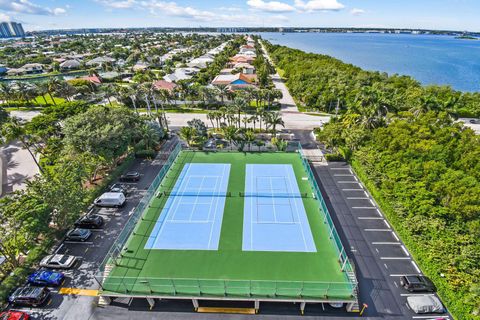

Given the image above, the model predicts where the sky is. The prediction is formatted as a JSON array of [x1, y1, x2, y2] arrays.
[[0, 0, 478, 32]]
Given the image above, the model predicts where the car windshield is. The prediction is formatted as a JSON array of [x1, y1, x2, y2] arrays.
[[59, 256, 70, 263]]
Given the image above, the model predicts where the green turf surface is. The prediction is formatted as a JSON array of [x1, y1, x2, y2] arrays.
[[102, 151, 354, 300]]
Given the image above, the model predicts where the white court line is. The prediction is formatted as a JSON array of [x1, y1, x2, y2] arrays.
[[353, 206, 377, 209], [285, 164, 309, 251], [358, 217, 384, 220], [380, 257, 411, 260], [364, 229, 392, 231], [206, 173, 221, 249], [347, 197, 370, 199]]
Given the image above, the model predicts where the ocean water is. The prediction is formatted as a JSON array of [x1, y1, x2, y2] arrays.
[[259, 32, 480, 92]]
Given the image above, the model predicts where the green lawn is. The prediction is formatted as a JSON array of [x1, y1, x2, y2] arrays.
[[102, 151, 354, 300], [34, 95, 65, 105]]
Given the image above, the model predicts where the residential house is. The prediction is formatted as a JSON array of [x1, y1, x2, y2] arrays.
[[21, 63, 44, 74], [163, 68, 198, 82], [79, 74, 102, 85], [211, 73, 255, 90], [233, 62, 255, 75], [60, 59, 81, 71], [153, 80, 177, 93], [132, 62, 150, 72], [86, 56, 116, 67]]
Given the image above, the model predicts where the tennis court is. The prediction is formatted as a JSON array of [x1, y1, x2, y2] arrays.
[[101, 151, 355, 301], [144, 163, 230, 250], [243, 164, 317, 252]]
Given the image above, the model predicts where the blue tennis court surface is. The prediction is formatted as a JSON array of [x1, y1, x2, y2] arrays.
[[145, 163, 230, 250], [243, 164, 317, 252]]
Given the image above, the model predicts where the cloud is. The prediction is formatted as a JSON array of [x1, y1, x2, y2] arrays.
[[0, 0, 67, 16], [0, 12, 10, 21], [294, 0, 344, 12], [96, 0, 137, 9], [141, 1, 216, 21], [350, 8, 365, 16], [247, 0, 295, 13]]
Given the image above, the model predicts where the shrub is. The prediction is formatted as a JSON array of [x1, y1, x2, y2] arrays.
[[135, 150, 157, 159], [325, 153, 344, 161]]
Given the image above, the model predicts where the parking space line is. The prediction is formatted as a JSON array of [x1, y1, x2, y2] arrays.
[[64, 241, 94, 245], [384, 220, 391, 228], [338, 181, 361, 184], [401, 245, 410, 256], [347, 197, 370, 199], [369, 198, 376, 206], [389, 274, 421, 277], [372, 242, 401, 245], [364, 229, 392, 232], [342, 188, 363, 191], [411, 261, 421, 273], [358, 217, 384, 220], [330, 168, 350, 170], [334, 174, 354, 177], [380, 257, 411, 260], [392, 232, 400, 241], [384, 263, 388, 269], [412, 316, 449, 319], [401, 293, 435, 297], [353, 206, 377, 209]]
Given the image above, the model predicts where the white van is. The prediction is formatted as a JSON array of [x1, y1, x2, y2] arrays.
[[94, 192, 126, 208]]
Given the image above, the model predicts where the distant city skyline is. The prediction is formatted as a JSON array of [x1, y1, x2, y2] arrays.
[[0, 0, 479, 32]]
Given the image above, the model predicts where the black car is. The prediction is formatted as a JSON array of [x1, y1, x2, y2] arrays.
[[74, 214, 104, 229], [9, 286, 50, 307], [119, 171, 140, 182], [65, 228, 92, 242], [109, 183, 129, 196], [400, 275, 436, 292]]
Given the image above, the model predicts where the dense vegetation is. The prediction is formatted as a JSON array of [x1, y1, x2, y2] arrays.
[[266, 43, 480, 118], [0, 102, 164, 300], [266, 43, 480, 319]]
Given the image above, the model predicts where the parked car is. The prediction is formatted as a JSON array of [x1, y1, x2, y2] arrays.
[[119, 171, 140, 182], [39, 254, 77, 269], [469, 119, 477, 124], [94, 192, 126, 208], [8, 286, 50, 307], [28, 270, 65, 286], [400, 275, 436, 292], [109, 183, 128, 196], [0, 311, 29, 320], [65, 228, 92, 242], [407, 295, 445, 314], [74, 214, 104, 229]]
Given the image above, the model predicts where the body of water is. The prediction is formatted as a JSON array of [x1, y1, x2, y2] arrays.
[[259, 32, 480, 92]]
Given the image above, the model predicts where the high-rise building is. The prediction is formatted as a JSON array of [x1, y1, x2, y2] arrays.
[[0, 22, 25, 38], [0, 22, 12, 38], [10, 22, 25, 37]]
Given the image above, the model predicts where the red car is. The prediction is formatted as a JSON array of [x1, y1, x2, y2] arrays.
[[0, 311, 30, 320]]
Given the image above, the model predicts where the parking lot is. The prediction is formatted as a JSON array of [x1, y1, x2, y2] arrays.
[[312, 160, 452, 319], [7, 138, 178, 320]]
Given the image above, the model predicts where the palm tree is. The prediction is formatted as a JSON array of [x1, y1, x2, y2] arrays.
[[232, 96, 248, 129], [0, 83, 13, 105], [222, 126, 238, 150], [1, 117, 43, 173], [215, 85, 229, 105], [101, 83, 116, 106], [207, 111, 216, 129], [179, 126, 197, 146], [265, 112, 285, 137], [244, 130, 256, 151], [36, 82, 50, 105], [139, 124, 159, 150], [47, 78, 62, 105], [249, 114, 259, 131]]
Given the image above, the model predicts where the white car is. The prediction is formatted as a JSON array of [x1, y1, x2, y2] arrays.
[[40, 254, 77, 269]]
